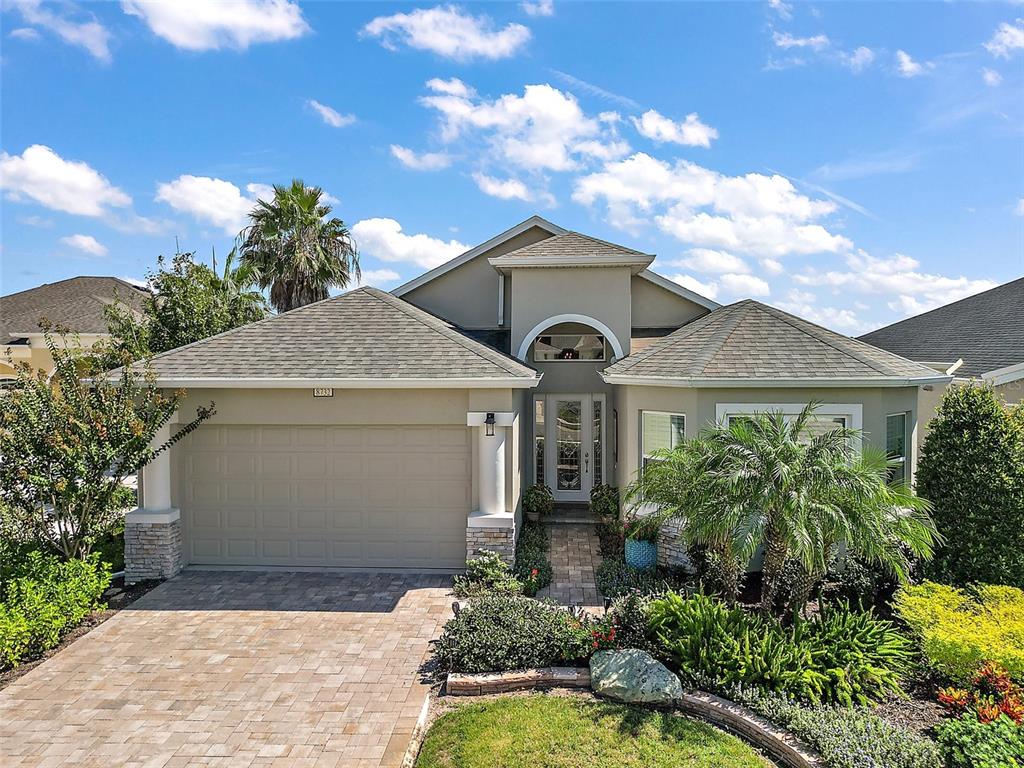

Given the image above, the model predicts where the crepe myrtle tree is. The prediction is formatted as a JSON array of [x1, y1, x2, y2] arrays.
[[0, 325, 214, 560], [626, 403, 940, 616]]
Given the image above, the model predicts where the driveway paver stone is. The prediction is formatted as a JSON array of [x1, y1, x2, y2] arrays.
[[0, 571, 453, 768]]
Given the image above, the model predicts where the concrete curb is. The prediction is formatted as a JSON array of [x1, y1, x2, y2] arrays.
[[400, 691, 433, 768], [446, 667, 591, 695]]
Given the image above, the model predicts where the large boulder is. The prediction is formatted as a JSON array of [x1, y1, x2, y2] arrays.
[[590, 649, 682, 704]]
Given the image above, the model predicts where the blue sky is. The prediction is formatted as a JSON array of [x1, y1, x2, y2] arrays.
[[2, 0, 1022, 334]]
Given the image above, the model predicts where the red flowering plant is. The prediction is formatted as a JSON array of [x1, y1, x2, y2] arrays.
[[937, 662, 1024, 725]]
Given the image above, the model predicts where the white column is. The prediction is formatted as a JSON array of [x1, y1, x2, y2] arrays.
[[141, 421, 173, 512], [478, 424, 506, 516]]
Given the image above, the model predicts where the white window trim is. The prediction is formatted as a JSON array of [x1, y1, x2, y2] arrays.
[[640, 410, 686, 469], [886, 411, 910, 477], [715, 402, 863, 452], [516, 314, 625, 361]]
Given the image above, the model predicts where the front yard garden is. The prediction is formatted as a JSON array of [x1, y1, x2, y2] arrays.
[[416, 694, 773, 768]]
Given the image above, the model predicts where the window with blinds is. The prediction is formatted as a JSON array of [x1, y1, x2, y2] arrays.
[[641, 411, 685, 468]]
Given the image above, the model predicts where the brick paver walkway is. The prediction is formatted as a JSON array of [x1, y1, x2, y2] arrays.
[[0, 571, 453, 768], [536, 524, 603, 607]]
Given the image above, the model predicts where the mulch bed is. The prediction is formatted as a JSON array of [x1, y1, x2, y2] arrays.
[[0, 575, 162, 692]]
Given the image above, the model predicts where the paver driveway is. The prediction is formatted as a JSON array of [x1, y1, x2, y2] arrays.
[[0, 571, 453, 768]]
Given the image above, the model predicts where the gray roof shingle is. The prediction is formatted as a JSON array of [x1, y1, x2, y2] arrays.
[[138, 287, 537, 383], [604, 300, 944, 382], [857, 277, 1024, 377], [489, 231, 652, 264], [1, 276, 148, 339]]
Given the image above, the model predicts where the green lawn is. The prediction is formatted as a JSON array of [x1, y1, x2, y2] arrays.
[[415, 695, 773, 768]]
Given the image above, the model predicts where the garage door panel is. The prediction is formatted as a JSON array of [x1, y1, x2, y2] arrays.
[[182, 424, 471, 569]]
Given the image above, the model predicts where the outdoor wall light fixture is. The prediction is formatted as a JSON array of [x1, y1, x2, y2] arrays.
[[485, 412, 495, 436]]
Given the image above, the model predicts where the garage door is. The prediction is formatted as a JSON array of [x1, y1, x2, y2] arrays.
[[180, 424, 472, 569]]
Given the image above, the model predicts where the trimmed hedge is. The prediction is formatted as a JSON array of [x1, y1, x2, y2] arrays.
[[1, 551, 111, 669], [513, 521, 552, 596]]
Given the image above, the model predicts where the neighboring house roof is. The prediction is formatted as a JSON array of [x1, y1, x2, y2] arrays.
[[857, 277, 1024, 378], [135, 287, 539, 387], [1, 276, 148, 340], [488, 231, 654, 271], [603, 299, 949, 387]]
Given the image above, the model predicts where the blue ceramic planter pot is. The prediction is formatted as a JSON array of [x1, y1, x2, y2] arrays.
[[624, 538, 657, 571]]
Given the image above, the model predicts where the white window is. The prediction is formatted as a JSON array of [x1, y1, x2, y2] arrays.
[[641, 411, 685, 468], [534, 334, 606, 362], [886, 412, 909, 484], [716, 403, 862, 450]]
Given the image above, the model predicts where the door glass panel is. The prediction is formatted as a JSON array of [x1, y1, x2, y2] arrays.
[[534, 399, 545, 486], [556, 400, 582, 491], [593, 399, 602, 486]]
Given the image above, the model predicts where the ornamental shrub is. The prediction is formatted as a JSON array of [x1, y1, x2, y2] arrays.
[[648, 592, 910, 705], [0, 552, 111, 669], [453, 550, 523, 599], [894, 581, 1024, 683], [918, 383, 1024, 588], [434, 595, 591, 673], [733, 688, 942, 768], [595, 557, 688, 598], [935, 713, 1024, 768], [589, 484, 620, 521], [513, 521, 552, 596], [522, 484, 553, 520]]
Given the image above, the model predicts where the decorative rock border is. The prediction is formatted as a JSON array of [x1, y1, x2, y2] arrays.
[[446, 667, 591, 695], [444, 669, 824, 768]]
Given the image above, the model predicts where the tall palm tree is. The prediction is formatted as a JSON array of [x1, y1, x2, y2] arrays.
[[237, 180, 359, 313], [627, 403, 940, 616], [211, 245, 269, 320]]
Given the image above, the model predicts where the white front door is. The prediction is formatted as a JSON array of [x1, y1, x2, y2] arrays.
[[538, 394, 605, 502]]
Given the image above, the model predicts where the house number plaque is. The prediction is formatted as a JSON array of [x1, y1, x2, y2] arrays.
[[312, 388, 334, 398]]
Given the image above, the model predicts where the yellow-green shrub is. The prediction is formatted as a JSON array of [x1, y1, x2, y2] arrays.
[[894, 581, 1024, 683]]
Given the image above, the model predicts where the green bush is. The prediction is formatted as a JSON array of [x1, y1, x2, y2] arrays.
[[522, 484, 554, 520], [935, 713, 1024, 768], [0, 552, 111, 670], [453, 550, 523, 599], [607, 592, 655, 653], [589, 484, 619, 521], [648, 593, 910, 705], [894, 581, 1024, 683], [513, 521, 552, 596], [595, 557, 688, 598], [434, 594, 591, 673], [733, 688, 942, 768], [918, 383, 1024, 588]]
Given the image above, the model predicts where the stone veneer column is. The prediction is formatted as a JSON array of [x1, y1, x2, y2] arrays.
[[465, 412, 516, 564], [124, 421, 183, 584]]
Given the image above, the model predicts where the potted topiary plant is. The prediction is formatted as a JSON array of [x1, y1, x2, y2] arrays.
[[623, 512, 661, 571], [523, 483, 554, 523]]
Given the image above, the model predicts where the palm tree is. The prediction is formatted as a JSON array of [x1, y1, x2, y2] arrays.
[[237, 180, 360, 313], [211, 245, 269, 320], [626, 403, 940, 616]]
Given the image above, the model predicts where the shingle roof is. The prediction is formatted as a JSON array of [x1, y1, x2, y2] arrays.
[[138, 287, 538, 383], [603, 299, 944, 382], [1, 276, 148, 339], [489, 231, 653, 266], [857, 277, 1024, 377]]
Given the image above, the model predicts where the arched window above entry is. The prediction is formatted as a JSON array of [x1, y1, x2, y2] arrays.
[[516, 314, 625, 362]]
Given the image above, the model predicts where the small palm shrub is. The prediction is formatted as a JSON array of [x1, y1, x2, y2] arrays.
[[935, 712, 1024, 768], [894, 581, 1024, 683], [513, 521, 552, 596], [434, 595, 592, 673], [648, 592, 910, 705], [453, 551, 522, 599], [0, 552, 111, 669]]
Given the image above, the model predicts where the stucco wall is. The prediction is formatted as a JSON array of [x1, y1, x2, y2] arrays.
[[401, 226, 553, 330], [630, 274, 711, 329], [995, 379, 1024, 405]]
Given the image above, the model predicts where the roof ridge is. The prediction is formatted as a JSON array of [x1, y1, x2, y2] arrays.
[[693, 302, 751, 375], [364, 288, 534, 378], [563, 230, 651, 256]]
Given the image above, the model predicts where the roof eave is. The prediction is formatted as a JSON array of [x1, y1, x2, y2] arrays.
[[600, 374, 954, 388], [488, 254, 654, 274], [136, 376, 543, 390], [982, 360, 1024, 386], [637, 269, 721, 310]]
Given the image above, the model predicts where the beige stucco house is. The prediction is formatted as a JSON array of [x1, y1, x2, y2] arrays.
[[1, 276, 148, 382], [124, 217, 950, 583]]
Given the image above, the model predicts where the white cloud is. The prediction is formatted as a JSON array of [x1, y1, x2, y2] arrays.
[[982, 68, 1003, 86], [768, 0, 793, 21], [631, 109, 718, 148], [60, 233, 107, 257], [793, 251, 998, 316], [122, 0, 309, 51], [0, 145, 131, 217], [720, 273, 770, 297], [776, 291, 861, 332], [841, 46, 875, 73], [420, 80, 628, 173], [307, 100, 355, 128], [9, 27, 41, 41], [672, 248, 749, 275], [573, 152, 849, 258], [521, 0, 554, 17], [390, 145, 452, 171], [9, 0, 111, 62], [357, 268, 402, 287], [760, 258, 784, 275], [895, 50, 927, 77], [361, 5, 530, 61], [666, 273, 719, 300], [773, 31, 829, 51], [984, 19, 1024, 59], [472, 172, 533, 201], [351, 218, 468, 269], [549, 70, 641, 110], [155, 175, 265, 234], [1016, 198, 1024, 216]]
